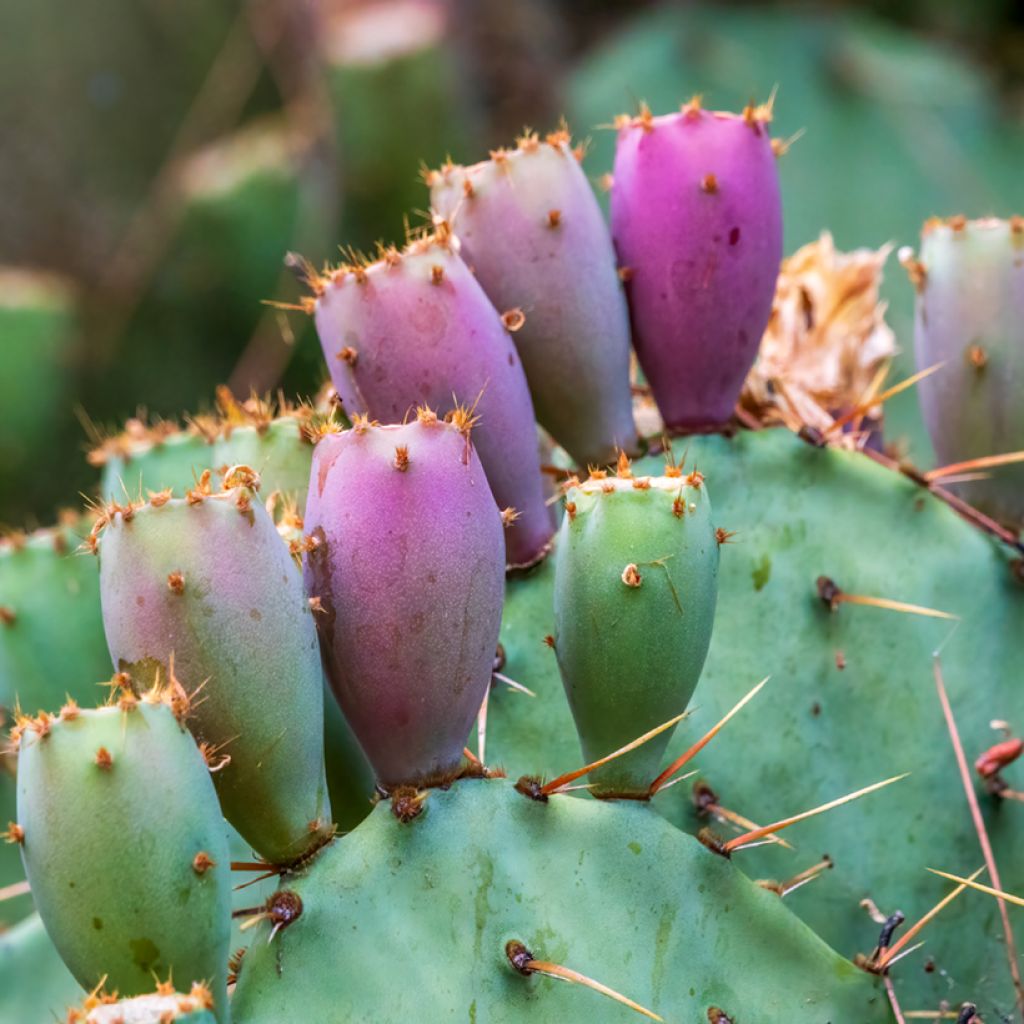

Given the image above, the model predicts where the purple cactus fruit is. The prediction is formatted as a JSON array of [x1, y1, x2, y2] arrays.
[[311, 231, 553, 568], [610, 99, 783, 432], [428, 130, 638, 466], [303, 412, 505, 789]]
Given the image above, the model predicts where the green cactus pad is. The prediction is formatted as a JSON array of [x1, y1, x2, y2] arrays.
[[231, 778, 887, 1022], [0, 913, 83, 1022], [553, 465, 719, 797], [95, 478, 333, 865], [488, 426, 1024, 1015], [14, 700, 231, 1018]]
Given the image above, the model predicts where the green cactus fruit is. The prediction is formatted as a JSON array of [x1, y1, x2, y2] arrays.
[[230, 778, 887, 1021], [94, 470, 333, 865], [553, 458, 719, 797], [910, 216, 1024, 529], [0, 913, 83, 1021], [488, 426, 1024, 1015], [0, 518, 110, 719], [13, 699, 231, 1018], [92, 391, 318, 509], [0, 517, 110, 929], [67, 984, 218, 1024]]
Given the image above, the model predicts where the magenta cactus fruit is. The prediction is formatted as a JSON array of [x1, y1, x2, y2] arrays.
[[610, 99, 783, 431], [303, 412, 505, 789], [310, 232, 553, 568], [428, 130, 638, 466], [93, 469, 333, 866], [909, 215, 1024, 528]]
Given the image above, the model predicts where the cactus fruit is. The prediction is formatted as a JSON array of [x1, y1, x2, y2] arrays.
[[303, 414, 505, 789], [231, 778, 887, 1021], [93, 471, 334, 865], [610, 99, 783, 432], [68, 985, 217, 1024], [0, 517, 110, 724], [13, 699, 231, 1018], [310, 233, 553, 567], [91, 390, 318, 509], [552, 460, 719, 797], [428, 132, 638, 466], [907, 216, 1024, 528]]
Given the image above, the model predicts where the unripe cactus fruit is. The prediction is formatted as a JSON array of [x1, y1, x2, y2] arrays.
[[92, 391, 318, 508], [311, 233, 553, 567], [70, 984, 217, 1024], [428, 131, 638, 466], [909, 216, 1024, 527], [553, 459, 719, 797], [13, 700, 231, 1019], [94, 470, 333, 865], [303, 414, 505, 789], [610, 100, 783, 431]]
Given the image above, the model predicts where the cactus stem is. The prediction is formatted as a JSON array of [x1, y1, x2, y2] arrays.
[[872, 867, 984, 972], [504, 940, 663, 1021], [539, 710, 690, 797], [649, 677, 770, 796], [722, 774, 910, 855], [933, 656, 1024, 1009]]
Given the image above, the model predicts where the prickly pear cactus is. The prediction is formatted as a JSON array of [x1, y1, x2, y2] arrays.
[[5, 90, 1022, 1024], [906, 216, 1024, 528]]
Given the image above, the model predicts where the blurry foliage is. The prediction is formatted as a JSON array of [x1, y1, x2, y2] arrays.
[[1, 0, 1023, 523]]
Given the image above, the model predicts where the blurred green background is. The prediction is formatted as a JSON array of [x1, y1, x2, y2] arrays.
[[1, 0, 1022, 525]]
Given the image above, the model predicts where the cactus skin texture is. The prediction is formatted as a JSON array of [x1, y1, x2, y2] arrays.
[[14, 702, 231, 1019], [0, 913, 83, 1020], [912, 216, 1024, 527], [312, 236, 553, 567], [488, 426, 1024, 1015], [303, 416, 505, 789], [553, 466, 719, 797], [230, 779, 887, 1021], [610, 103, 782, 431], [0, 519, 110, 717], [95, 475, 333, 865], [429, 134, 638, 467]]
